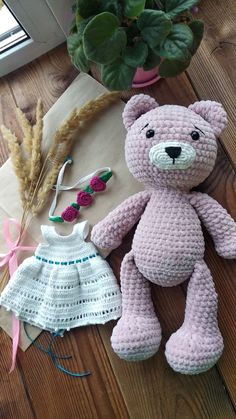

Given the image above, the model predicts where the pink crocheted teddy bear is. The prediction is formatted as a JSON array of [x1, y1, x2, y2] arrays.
[[91, 94, 236, 374]]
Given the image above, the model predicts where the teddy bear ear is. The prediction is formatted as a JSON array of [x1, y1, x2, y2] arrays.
[[122, 94, 159, 130], [188, 100, 227, 137]]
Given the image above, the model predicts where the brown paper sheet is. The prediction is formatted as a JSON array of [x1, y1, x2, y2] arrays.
[[0, 73, 142, 350]]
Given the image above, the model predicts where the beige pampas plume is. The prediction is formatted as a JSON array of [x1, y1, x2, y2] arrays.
[[16, 106, 33, 156], [0, 125, 29, 207], [1, 91, 120, 215], [30, 99, 43, 183]]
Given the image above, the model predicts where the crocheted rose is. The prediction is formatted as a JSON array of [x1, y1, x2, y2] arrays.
[[61, 206, 78, 222], [90, 176, 106, 192], [77, 191, 93, 207]]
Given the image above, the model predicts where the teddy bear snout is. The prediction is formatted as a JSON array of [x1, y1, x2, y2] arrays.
[[165, 146, 182, 160], [149, 141, 196, 171]]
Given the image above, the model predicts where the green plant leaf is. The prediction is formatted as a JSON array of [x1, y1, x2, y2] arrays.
[[69, 17, 77, 34], [73, 44, 90, 72], [101, 0, 122, 18], [76, 11, 84, 28], [67, 34, 89, 72], [77, 0, 101, 18], [77, 16, 92, 37], [101, 59, 136, 90], [125, 22, 140, 45], [163, 0, 199, 18], [189, 19, 204, 54], [159, 57, 190, 76], [145, 0, 155, 8], [123, 42, 148, 67], [143, 48, 161, 70], [159, 23, 193, 61], [83, 12, 127, 64], [67, 33, 81, 57], [124, 0, 145, 17], [137, 10, 172, 48]]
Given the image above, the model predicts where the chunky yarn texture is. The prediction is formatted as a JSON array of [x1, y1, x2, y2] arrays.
[[1, 221, 121, 331], [91, 94, 236, 374]]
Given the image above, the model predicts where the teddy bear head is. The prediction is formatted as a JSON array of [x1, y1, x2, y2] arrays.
[[123, 94, 227, 190]]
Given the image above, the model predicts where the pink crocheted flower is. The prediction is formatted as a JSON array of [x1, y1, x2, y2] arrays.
[[77, 191, 93, 206], [61, 206, 79, 222], [90, 176, 106, 192]]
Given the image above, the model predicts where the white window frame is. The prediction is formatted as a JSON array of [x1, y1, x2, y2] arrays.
[[0, 0, 73, 76]]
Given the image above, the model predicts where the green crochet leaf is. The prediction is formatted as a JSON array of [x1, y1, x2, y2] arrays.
[[49, 216, 64, 223], [71, 203, 80, 210], [84, 185, 94, 193], [100, 171, 113, 182]]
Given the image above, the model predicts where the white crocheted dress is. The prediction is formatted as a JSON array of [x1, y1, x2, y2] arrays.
[[0, 221, 122, 332]]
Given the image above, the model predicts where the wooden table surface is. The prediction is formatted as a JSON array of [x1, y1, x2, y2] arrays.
[[0, 1, 236, 418]]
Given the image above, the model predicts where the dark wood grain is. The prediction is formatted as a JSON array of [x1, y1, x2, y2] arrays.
[[16, 326, 130, 419], [0, 332, 35, 419], [1, 3, 236, 417], [4, 43, 78, 127], [186, 0, 236, 168]]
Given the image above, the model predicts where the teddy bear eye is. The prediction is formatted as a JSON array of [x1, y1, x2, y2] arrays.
[[191, 131, 200, 141], [146, 129, 155, 138]]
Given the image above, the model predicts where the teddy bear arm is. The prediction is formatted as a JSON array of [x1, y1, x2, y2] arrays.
[[189, 192, 236, 259], [91, 190, 151, 249]]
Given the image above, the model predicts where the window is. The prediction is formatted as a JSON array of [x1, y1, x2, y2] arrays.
[[0, 4, 29, 54], [0, 0, 73, 76]]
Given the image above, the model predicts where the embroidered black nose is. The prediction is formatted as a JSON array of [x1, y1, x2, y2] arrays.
[[165, 146, 182, 159]]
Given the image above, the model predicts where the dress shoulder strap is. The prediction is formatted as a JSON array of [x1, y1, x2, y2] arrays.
[[40, 225, 56, 243], [74, 221, 90, 240]]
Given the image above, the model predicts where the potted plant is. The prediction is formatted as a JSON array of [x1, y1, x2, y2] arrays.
[[67, 0, 204, 90]]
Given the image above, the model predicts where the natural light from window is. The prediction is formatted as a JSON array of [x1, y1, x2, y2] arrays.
[[0, 4, 29, 54]]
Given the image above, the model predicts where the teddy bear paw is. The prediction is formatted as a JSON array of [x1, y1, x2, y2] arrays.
[[215, 237, 236, 259], [111, 314, 162, 361], [165, 326, 224, 374]]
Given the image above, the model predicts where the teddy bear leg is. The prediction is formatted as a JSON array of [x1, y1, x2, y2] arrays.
[[111, 250, 162, 361], [165, 260, 223, 374]]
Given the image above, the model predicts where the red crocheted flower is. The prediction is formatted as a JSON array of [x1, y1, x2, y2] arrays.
[[90, 176, 106, 192], [61, 206, 79, 222], [77, 191, 93, 207]]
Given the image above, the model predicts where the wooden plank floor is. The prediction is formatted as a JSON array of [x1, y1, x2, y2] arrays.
[[0, 0, 236, 417]]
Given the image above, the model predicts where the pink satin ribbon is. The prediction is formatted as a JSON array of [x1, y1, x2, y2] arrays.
[[0, 218, 36, 372]]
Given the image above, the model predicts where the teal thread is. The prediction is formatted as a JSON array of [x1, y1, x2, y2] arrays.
[[24, 322, 91, 378]]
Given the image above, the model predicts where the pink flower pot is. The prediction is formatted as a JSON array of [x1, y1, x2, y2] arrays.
[[132, 67, 161, 88]]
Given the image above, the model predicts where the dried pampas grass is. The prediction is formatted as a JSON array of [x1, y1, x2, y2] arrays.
[[1, 91, 120, 216]]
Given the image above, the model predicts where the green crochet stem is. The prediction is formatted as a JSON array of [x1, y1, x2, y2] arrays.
[[49, 170, 112, 223]]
